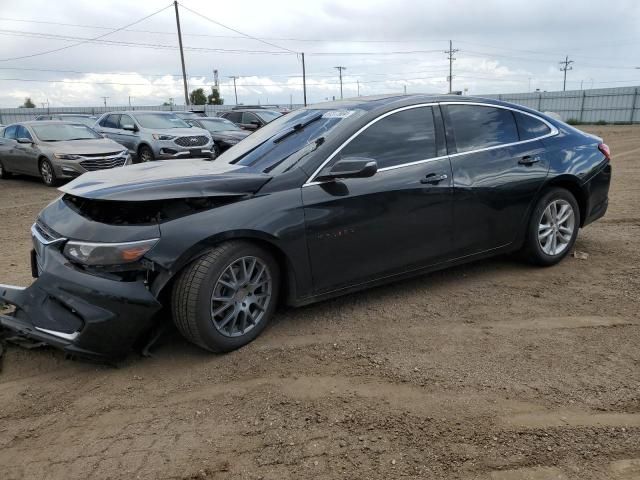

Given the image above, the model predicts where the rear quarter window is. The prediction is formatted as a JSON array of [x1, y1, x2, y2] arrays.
[[514, 111, 551, 140]]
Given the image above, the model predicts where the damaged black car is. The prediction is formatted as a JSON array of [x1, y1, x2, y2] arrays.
[[0, 95, 611, 360]]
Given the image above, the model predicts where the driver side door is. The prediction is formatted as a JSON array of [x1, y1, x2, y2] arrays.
[[302, 105, 454, 294]]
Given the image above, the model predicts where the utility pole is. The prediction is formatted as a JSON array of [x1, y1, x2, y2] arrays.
[[301, 52, 307, 106], [357, 79, 360, 97], [101, 96, 109, 108], [174, 1, 189, 106], [559, 55, 574, 92], [444, 40, 459, 94], [128, 96, 132, 108], [228, 76, 239, 105], [334, 66, 346, 99], [403, 84, 407, 95]]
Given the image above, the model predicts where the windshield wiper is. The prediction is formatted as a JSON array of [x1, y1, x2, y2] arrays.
[[272, 113, 323, 143]]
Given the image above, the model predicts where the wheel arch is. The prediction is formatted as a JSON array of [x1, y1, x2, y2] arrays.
[[151, 230, 299, 307], [542, 175, 588, 227], [137, 142, 154, 156]]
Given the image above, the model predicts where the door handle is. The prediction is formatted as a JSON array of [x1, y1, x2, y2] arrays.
[[421, 173, 448, 185], [518, 155, 540, 166]]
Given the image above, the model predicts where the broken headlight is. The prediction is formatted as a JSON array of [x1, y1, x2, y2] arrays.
[[63, 238, 159, 266]]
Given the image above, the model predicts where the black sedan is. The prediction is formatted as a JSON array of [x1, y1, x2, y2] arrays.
[[0, 94, 611, 360], [185, 117, 250, 156]]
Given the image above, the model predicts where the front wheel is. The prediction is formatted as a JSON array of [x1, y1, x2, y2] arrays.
[[138, 145, 154, 162], [39, 158, 58, 187], [522, 187, 580, 266], [171, 241, 280, 352]]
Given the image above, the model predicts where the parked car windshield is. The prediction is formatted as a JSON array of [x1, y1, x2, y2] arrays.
[[217, 108, 365, 174], [32, 123, 102, 142], [254, 110, 283, 123], [133, 113, 190, 129], [60, 116, 96, 127], [197, 118, 242, 132]]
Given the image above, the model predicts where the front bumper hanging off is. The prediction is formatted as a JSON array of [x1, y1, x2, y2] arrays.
[[0, 245, 162, 361]]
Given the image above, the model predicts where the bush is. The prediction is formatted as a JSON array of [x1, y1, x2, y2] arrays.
[[595, 120, 608, 125], [566, 118, 580, 125]]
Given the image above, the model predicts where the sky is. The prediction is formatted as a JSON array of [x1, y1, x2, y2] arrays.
[[0, 0, 639, 108]]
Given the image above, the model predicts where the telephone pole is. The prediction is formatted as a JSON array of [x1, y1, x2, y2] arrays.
[[357, 79, 360, 96], [334, 66, 346, 100], [559, 55, 574, 92], [444, 40, 459, 94], [174, 1, 189, 105], [228, 76, 239, 105], [301, 52, 307, 106], [101, 96, 109, 108]]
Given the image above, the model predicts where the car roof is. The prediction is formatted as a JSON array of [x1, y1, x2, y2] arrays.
[[227, 108, 281, 113], [11, 120, 91, 126]]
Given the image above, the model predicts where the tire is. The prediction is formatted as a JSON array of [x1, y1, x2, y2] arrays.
[[39, 158, 58, 187], [0, 160, 11, 179], [212, 143, 221, 158], [521, 187, 580, 266], [171, 241, 280, 352], [138, 145, 154, 162]]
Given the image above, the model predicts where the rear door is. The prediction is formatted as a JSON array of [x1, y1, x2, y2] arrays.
[[97, 114, 121, 141], [442, 103, 552, 256], [302, 105, 454, 293]]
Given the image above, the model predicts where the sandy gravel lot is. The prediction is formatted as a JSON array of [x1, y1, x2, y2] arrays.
[[0, 125, 639, 480]]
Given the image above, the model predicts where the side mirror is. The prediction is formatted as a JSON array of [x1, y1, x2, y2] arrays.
[[250, 121, 261, 128], [317, 157, 378, 181], [17, 137, 33, 144], [122, 124, 137, 132]]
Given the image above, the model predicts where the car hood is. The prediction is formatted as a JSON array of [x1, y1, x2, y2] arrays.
[[212, 130, 250, 141], [40, 138, 126, 154], [59, 159, 272, 201], [147, 127, 209, 136]]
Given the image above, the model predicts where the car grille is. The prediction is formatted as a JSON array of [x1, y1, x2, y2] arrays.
[[78, 151, 122, 158], [80, 156, 128, 171], [174, 135, 209, 147], [34, 220, 62, 242]]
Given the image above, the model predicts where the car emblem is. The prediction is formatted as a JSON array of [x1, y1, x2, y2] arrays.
[[190, 137, 198, 143]]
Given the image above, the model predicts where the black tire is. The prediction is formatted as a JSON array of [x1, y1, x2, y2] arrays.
[[212, 143, 221, 158], [138, 145, 154, 162], [39, 158, 58, 187], [0, 160, 11, 179], [171, 241, 280, 352], [521, 187, 580, 266]]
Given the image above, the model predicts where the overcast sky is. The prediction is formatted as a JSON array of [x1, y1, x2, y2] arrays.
[[0, 0, 639, 108]]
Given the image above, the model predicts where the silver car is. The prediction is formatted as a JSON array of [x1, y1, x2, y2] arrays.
[[94, 111, 214, 162], [0, 121, 131, 186]]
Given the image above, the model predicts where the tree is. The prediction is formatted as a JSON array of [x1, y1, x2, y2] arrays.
[[189, 88, 207, 105], [207, 87, 224, 105], [21, 97, 36, 108]]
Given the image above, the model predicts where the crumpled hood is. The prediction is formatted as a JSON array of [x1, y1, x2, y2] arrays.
[[59, 159, 272, 201]]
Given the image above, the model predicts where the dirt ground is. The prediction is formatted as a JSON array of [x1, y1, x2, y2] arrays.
[[0, 125, 639, 480]]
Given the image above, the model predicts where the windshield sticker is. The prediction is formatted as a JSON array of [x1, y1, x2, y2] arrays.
[[322, 110, 355, 119]]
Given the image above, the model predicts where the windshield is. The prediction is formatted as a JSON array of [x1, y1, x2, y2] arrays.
[[255, 110, 282, 123], [197, 118, 242, 132], [61, 116, 96, 127], [32, 123, 102, 142], [133, 113, 189, 129], [216, 108, 364, 174]]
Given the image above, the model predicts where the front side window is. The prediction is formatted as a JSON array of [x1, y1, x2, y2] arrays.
[[223, 112, 241, 123], [514, 111, 551, 140], [242, 112, 259, 124], [16, 126, 33, 141], [32, 124, 102, 142], [133, 113, 189, 129], [3, 125, 17, 139], [255, 111, 282, 123], [445, 105, 519, 153], [335, 106, 437, 169], [118, 114, 135, 129]]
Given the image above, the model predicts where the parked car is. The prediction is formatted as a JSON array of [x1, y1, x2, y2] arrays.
[[35, 114, 98, 127], [219, 109, 282, 131], [185, 117, 250, 156], [232, 105, 290, 113], [0, 121, 131, 186], [93, 110, 213, 162], [0, 95, 611, 360], [174, 111, 207, 120]]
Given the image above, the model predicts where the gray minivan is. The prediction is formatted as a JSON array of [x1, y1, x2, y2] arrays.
[[94, 111, 214, 162]]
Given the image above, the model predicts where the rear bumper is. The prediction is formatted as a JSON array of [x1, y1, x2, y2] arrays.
[[0, 248, 162, 360], [582, 161, 612, 227]]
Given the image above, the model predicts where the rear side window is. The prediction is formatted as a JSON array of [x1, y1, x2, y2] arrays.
[[514, 111, 551, 140], [445, 105, 519, 153], [101, 114, 120, 128], [3, 125, 17, 139], [336, 107, 437, 169]]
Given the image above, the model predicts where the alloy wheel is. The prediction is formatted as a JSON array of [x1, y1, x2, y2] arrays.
[[538, 199, 575, 256], [40, 161, 53, 185], [140, 149, 153, 162], [210, 256, 272, 337]]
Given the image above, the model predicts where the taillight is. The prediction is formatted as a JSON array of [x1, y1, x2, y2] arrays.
[[598, 143, 611, 160]]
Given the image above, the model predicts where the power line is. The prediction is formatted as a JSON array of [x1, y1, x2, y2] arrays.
[[559, 55, 574, 91], [0, 4, 174, 62]]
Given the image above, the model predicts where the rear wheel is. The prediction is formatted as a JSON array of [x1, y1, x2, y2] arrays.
[[171, 241, 279, 352], [39, 158, 58, 187], [138, 145, 154, 162], [522, 187, 580, 266], [0, 160, 11, 179]]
